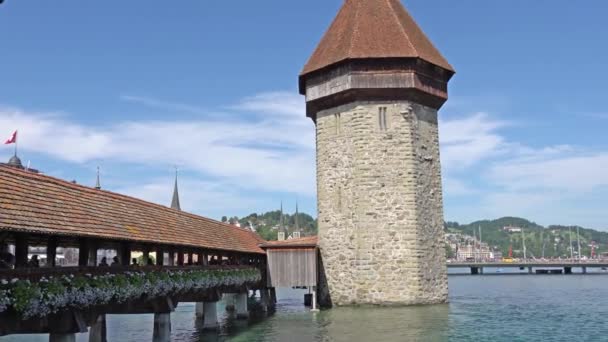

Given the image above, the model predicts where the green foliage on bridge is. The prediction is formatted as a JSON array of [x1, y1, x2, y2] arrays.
[[0, 268, 261, 319]]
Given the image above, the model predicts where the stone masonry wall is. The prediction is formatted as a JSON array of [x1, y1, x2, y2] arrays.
[[315, 100, 448, 306]]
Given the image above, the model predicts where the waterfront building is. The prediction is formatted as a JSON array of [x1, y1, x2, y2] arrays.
[[456, 244, 494, 262], [503, 226, 523, 233], [300, 0, 454, 306]]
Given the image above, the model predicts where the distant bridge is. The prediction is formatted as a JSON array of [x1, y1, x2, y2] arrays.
[[447, 261, 608, 275]]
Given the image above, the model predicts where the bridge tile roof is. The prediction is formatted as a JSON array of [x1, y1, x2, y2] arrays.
[[261, 236, 318, 248], [301, 0, 454, 76], [0, 165, 265, 254]]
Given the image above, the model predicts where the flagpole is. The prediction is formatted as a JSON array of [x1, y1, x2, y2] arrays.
[[14, 130, 17, 157]]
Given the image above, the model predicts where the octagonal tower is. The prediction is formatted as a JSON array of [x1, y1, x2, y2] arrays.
[[299, 0, 454, 306]]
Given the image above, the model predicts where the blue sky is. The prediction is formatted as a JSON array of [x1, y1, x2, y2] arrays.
[[1, 1, 607, 229]]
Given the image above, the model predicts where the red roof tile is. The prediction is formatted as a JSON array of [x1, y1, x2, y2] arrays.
[[0, 165, 265, 254], [301, 0, 453, 75]]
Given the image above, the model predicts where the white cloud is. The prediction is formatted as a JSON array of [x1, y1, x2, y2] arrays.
[[580, 112, 608, 120], [2, 94, 607, 228], [439, 111, 608, 228], [231, 91, 305, 118], [439, 113, 508, 169], [0, 93, 316, 199], [488, 153, 608, 193], [120, 95, 211, 116], [442, 177, 478, 197], [115, 177, 267, 218]]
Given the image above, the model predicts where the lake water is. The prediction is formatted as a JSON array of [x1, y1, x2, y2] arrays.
[[3, 274, 608, 341]]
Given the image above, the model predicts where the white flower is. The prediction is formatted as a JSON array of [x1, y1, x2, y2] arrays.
[[4, 268, 261, 318]]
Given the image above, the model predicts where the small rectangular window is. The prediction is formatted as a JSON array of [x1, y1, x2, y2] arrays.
[[335, 113, 341, 134], [379, 107, 388, 131], [383, 108, 388, 130]]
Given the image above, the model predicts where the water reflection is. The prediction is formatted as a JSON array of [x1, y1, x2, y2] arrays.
[[317, 305, 449, 342], [3, 277, 608, 341]]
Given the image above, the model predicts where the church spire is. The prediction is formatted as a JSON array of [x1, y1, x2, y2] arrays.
[[95, 166, 101, 190], [295, 200, 299, 231], [171, 168, 181, 211], [280, 200, 284, 231]]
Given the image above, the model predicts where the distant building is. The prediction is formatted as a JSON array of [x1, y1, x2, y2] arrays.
[[503, 226, 522, 233], [456, 244, 494, 261]]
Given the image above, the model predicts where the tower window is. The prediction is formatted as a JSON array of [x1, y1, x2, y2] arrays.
[[335, 113, 341, 134], [378, 107, 388, 131]]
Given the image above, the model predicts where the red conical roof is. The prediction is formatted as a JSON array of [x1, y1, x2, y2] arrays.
[[301, 0, 454, 75]]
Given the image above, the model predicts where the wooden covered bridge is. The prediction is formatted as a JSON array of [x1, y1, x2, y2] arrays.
[[0, 164, 278, 341]]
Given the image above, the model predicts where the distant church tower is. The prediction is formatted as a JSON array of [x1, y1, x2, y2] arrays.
[[299, 0, 454, 306], [171, 170, 181, 211]]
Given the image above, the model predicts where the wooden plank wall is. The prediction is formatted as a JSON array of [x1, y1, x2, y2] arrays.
[[266, 248, 317, 288]]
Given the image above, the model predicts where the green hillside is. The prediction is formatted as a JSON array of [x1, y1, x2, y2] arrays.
[[222, 210, 606, 258], [446, 217, 607, 258], [222, 211, 317, 241]]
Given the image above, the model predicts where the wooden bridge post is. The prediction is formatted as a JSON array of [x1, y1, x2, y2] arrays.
[[202, 302, 219, 330], [177, 250, 184, 266], [119, 242, 131, 266], [269, 288, 277, 305], [235, 292, 249, 319], [187, 252, 193, 265], [142, 247, 150, 266], [168, 250, 175, 266], [260, 288, 270, 312], [224, 293, 236, 312], [156, 248, 164, 266], [14, 233, 28, 268], [152, 313, 171, 342], [195, 302, 205, 317], [46, 237, 57, 268], [87, 241, 98, 267], [78, 239, 90, 267], [88, 314, 106, 342]]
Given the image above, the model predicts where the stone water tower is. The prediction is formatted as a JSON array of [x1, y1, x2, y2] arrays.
[[299, 0, 454, 306]]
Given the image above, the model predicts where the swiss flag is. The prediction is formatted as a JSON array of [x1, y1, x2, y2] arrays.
[[4, 130, 17, 145]]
